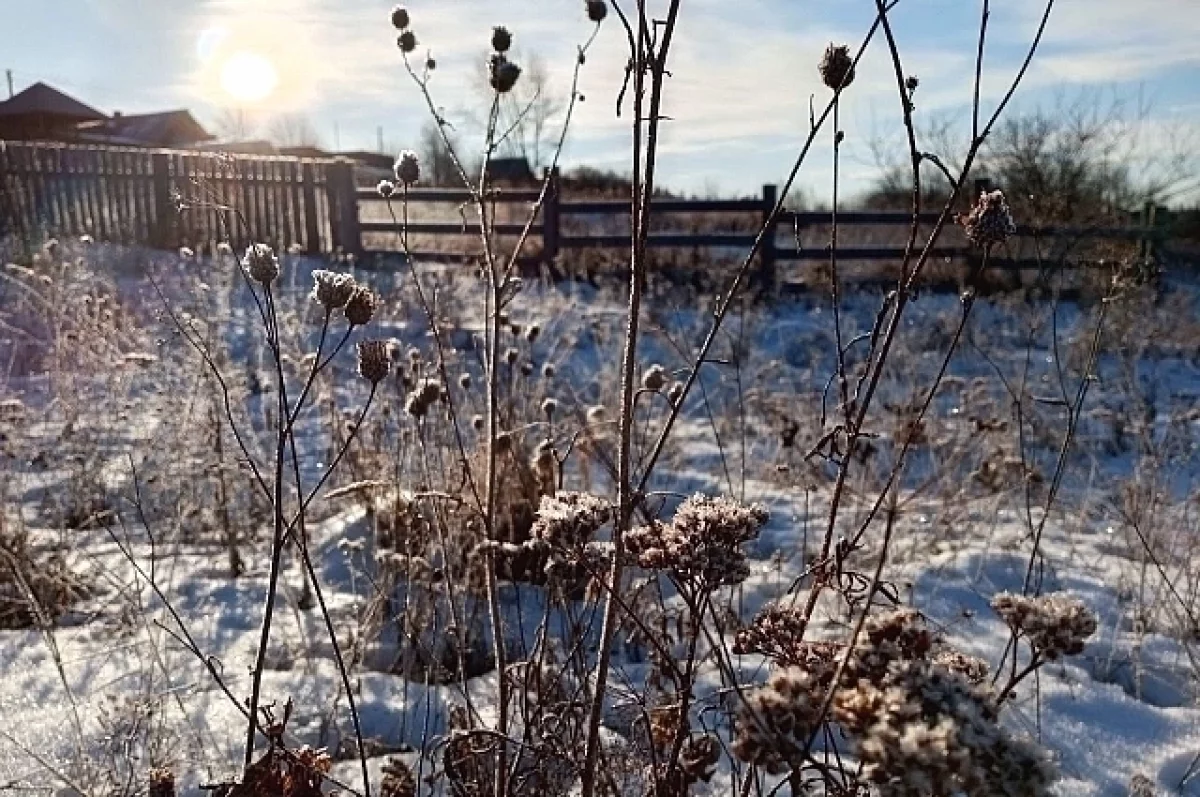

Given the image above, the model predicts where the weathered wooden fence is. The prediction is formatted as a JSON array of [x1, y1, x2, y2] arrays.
[[2, 141, 1169, 291], [0, 140, 356, 253]]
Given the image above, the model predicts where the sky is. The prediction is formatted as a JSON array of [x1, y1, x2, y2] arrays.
[[2, 0, 1198, 202]]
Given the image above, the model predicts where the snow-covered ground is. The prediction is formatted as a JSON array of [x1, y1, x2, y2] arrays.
[[2, 247, 1200, 795]]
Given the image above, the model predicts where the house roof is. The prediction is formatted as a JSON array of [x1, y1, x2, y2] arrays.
[[0, 82, 107, 122], [80, 109, 213, 146]]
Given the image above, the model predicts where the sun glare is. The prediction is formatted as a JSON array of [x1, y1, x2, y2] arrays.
[[219, 51, 279, 104]]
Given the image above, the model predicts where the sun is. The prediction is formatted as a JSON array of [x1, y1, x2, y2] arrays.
[[219, 51, 279, 104]]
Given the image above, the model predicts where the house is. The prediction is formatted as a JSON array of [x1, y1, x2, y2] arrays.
[[0, 82, 106, 141], [77, 109, 213, 148], [485, 156, 535, 184]]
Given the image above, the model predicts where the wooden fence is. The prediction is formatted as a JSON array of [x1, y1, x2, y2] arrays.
[[0, 140, 355, 253], [2, 141, 1169, 291]]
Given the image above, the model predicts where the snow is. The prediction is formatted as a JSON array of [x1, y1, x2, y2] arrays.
[[2, 246, 1200, 795]]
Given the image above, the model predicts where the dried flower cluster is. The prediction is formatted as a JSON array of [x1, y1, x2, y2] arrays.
[[228, 745, 332, 797], [310, 269, 357, 311], [960, 189, 1018, 248], [732, 608, 1064, 795], [530, 491, 611, 551], [833, 658, 1053, 796], [734, 604, 840, 670], [991, 591, 1098, 659], [641, 363, 667, 391], [626, 494, 768, 587], [732, 666, 829, 774]]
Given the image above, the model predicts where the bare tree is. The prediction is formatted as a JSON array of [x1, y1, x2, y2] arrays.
[[417, 119, 467, 186], [266, 113, 324, 149], [211, 107, 259, 141]]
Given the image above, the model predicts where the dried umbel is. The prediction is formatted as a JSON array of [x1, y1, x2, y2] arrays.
[[626, 494, 768, 587], [934, 649, 991, 684], [489, 54, 522, 93], [394, 150, 420, 186], [733, 604, 841, 674], [832, 659, 1054, 797], [242, 243, 280, 285], [961, 189, 1018, 248], [358, 339, 392, 384], [732, 667, 826, 774], [491, 25, 512, 53], [819, 43, 856, 90], [586, 0, 608, 22], [991, 592, 1097, 659], [311, 269, 357, 310], [531, 491, 611, 551], [344, 286, 379, 327]]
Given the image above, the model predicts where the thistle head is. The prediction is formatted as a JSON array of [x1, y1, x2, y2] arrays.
[[819, 43, 855, 91], [344, 286, 379, 327], [394, 151, 420, 186], [242, 243, 279, 285], [357, 339, 392, 384]]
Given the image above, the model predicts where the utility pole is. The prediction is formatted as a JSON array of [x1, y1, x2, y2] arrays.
[[6, 70, 13, 99], [377, 126, 383, 154]]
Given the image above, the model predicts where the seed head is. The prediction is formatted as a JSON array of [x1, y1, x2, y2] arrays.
[[960, 189, 1018, 248], [526, 324, 540, 342], [641, 364, 667, 392], [358, 339, 392, 384], [542, 397, 558, 417], [819, 43, 855, 91], [390, 5, 410, 29], [472, 415, 485, 431], [378, 179, 396, 198], [242, 243, 279, 285], [505, 347, 519, 366], [311, 269, 357, 310], [491, 26, 513, 53], [459, 373, 472, 389], [397, 30, 418, 53], [394, 150, 420, 186], [489, 54, 522, 94], [345, 286, 379, 327], [542, 363, 556, 378], [425, 56, 436, 71], [667, 381, 684, 406], [586, 0, 608, 22]]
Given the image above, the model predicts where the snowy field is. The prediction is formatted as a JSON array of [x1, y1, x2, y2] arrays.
[[2, 244, 1200, 795]]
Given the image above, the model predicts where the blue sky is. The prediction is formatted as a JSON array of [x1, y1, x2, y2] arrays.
[[2, 0, 1197, 201]]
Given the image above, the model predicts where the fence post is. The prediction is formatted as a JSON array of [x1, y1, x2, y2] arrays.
[[301, 162, 322, 254], [151, 152, 174, 250], [759, 183, 778, 292], [327, 158, 361, 256], [543, 167, 561, 265]]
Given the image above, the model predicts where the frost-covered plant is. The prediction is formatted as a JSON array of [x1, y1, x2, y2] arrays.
[[626, 494, 768, 588]]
